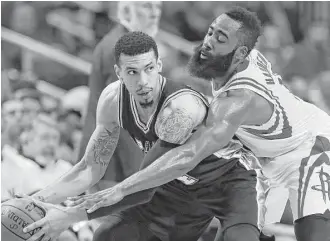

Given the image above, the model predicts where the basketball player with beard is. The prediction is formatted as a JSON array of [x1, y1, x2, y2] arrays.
[[65, 6, 330, 241], [22, 31, 263, 241]]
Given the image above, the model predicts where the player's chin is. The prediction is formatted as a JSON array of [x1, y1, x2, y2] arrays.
[[139, 99, 154, 108]]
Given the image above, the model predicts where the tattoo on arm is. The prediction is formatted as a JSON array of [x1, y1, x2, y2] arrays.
[[88, 126, 120, 167], [156, 95, 206, 144], [156, 108, 194, 144]]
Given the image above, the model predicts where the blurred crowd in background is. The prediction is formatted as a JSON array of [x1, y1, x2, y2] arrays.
[[1, 1, 330, 241]]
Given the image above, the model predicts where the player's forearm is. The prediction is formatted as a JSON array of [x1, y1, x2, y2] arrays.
[[32, 159, 99, 204], [37, 125, 120, 203], [117, 146, 195, 197], [87, 141, 175, 219], [117, 124, 233, 196], [87, 188, 156, 220]]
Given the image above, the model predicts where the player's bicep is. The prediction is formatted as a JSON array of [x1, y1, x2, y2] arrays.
[[155, 95, 207, 144], [207, 89, 256, 128], [181, 90, 256, 163]]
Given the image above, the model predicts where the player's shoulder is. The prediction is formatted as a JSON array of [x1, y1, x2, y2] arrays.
[[230, 49, 270, 82], [226, 88, 256, 99], [155, 93, 208, 144], [164, 92, 208, 114], [97, 81, 121, 122], [99, 80, 121, 102], [157, 92, 208, 134], [218, 88, 256, 102]]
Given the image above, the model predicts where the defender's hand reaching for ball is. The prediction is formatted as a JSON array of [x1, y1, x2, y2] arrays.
[[68, 186, 124, 213], [22, 198, 88, 241]]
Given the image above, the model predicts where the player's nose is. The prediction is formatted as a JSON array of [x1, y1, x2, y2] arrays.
[[202, 38, 212, 51], [203, 40, 212, 51], [138, 75, 149, 86]]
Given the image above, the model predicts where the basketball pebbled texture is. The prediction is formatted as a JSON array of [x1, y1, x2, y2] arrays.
[[1, 198, 46, 241]]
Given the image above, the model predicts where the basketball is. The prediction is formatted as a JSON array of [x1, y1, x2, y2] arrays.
[[1, 198, 46, 241]]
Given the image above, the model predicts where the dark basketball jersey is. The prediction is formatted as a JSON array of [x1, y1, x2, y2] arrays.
[[118, 75, 207, 152], [118, 75, 240, 187]]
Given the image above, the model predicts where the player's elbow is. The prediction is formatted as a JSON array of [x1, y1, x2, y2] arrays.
[[72, 159, 103, 188]]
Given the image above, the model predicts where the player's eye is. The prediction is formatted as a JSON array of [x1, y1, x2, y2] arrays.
[[146, 66, 155, 72], [127, 70, 137, 75], [217, 37, 226, 43], [207, 30, 212, 36]]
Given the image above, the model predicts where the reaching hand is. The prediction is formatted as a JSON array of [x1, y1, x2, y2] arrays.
[[22, 198, 87, 241], [67, 186, 124, 213]]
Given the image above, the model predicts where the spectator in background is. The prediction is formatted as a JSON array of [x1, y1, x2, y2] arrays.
[[58, 86, 89, 163], [79, 1, 162, 189], [2, 99, 22, 130], [1, 70, 13, 103], [172, 2, 230, 42], [1, 99, 24, 149], [309, 71, 330, 114], [57, 109, 83, 164], [14, 88, 42, 128], [283, 21, 330, 81], [1, 114, 66, 200], [257, 24, 283, 75], [1, 114, 78, 241]]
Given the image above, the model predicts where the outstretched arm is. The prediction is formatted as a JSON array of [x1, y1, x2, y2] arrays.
[[116, 90, 257, 197], [32, 83, 121, 204]]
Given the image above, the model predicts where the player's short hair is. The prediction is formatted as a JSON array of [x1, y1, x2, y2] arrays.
[[225, 6, 262, 54], [114, 31, 159, 65]]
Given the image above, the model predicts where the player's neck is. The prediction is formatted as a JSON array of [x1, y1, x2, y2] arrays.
[[212, 66, 238, 91], [136, 102, 158, 123], [212, 59, 247, 91]]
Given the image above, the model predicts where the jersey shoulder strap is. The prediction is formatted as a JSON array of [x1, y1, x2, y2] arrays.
[[162, 77, 209, 108], [223, 50, 281, 106]]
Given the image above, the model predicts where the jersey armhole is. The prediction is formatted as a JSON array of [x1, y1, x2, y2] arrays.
[[226, 83, 277, 130]]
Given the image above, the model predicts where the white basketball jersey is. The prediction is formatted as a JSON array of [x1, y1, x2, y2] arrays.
[[212, 49, 330, 158]]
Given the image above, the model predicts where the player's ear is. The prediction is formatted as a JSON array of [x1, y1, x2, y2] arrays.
[[114, 64, 122, 82], [236, 46, 248, 61], [156, 58, 163, 73]]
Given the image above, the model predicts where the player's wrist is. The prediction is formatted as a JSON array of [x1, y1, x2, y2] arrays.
[[66, 206, 89, 222]]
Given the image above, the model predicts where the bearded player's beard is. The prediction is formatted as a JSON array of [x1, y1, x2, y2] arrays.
[[188, 44, 236, 81]]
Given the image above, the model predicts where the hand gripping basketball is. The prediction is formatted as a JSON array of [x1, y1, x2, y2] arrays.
[[1, 198, 46, 241], [21, 198, 86, 241]]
